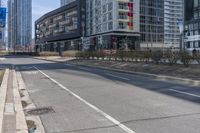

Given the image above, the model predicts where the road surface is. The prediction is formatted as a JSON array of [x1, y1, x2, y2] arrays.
[[1, 56, 200, 133]]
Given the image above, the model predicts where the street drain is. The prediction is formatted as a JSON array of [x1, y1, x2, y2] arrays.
[[26, 107, 55, 116]]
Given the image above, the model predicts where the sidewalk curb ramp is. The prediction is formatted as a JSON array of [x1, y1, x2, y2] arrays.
[[0, 69, 9, 133], [34, 57, 200, 87]]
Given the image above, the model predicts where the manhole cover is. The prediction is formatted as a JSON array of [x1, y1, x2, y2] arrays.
[[26, 107, 55, 116]]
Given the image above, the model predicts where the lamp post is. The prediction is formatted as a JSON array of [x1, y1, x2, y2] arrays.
[[182, 0, 185, 52]]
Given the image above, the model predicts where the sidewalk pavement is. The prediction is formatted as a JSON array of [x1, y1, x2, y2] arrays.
[[34, 56, 200, 87], [0, 69, 28, 133]]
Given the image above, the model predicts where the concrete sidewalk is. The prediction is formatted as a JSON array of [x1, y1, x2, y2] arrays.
[[0, 69, 28, 133]]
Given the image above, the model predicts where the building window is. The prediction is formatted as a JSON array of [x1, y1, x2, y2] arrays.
[[194, 0, 199, 8], [108, 22, 113, 30]]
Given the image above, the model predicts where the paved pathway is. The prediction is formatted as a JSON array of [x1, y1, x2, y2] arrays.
[[0, 68, 28, 133], [2, 70, 16, 133], [0, 56, 200, 133]]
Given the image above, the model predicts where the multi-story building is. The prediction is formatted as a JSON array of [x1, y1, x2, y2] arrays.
[[85, 0, 140, 50], [164, 0, 183, 49], [7, 0, 13, 50], [35, 0, 85, 53], [140, 0, 164, 49], [0, 0, 6, 50], [184, 0, 200, 51], [140, 0, 183, 50], [60, 0, 75, 7], [7, 0, 32, 51]]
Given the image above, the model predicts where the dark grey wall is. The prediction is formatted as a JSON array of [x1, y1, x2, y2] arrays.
[[35, 0, 85, 44], [185, 0, 194, 21]]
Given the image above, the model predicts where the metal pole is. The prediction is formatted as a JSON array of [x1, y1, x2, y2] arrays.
[[182, 0, 185, 52], [150, 22, 153, 49]]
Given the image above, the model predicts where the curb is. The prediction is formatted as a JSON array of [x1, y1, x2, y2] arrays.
[[33, 57, 74, 63], [0, 69, 9, 133], [16, 71, 46, 133], [13, 70, 28, 133], [71, 63, 200, 87], [33, 57, 200, 87]]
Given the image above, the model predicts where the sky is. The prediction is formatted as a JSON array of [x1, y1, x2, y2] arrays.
[[32, 0, 60, 38]]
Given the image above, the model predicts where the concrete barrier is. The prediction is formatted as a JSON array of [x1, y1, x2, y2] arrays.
[[0, 69, 9, 133]]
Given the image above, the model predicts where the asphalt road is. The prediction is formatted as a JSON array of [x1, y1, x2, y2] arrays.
[[1, 56, 200, 133]]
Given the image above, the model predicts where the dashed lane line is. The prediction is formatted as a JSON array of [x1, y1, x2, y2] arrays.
[[169, 89, 200, 98], [106, 73, 131, 81]]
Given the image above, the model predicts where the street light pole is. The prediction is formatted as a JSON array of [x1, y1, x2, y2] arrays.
[[150, 22, 153, 49], [182, 0, 185, 52]]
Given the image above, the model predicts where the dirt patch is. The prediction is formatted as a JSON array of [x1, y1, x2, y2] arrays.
[[0, 70, 5, 85], [21, 100, 28, 108], [26, 120, 37, 132], [19, 91, 25, 98], [25, 107, 55, 116], [68, 59, 200, 80]]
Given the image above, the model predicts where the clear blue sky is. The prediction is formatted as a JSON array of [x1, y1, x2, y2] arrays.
[[32, 0, 59, 38]]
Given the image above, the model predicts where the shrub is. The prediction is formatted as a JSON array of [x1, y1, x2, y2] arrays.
[[62, 50, 78, 57], [143, 51, 151, 63], [38, 52, 59, 57], [151, 50, 162, 64], [165, 51, 179, 65], [180, 52, 193, 67], [193, 52, 200, 64], [117, 50, 125, 61]]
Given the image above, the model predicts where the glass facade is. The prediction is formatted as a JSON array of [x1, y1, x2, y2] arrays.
[[164, 0, 183, 48], [140, 0, 164, 48], [85, 0, 140, 51], [7, 0, 32, 50], [184, 0, 200, 51], [60, 0, 76, 6]]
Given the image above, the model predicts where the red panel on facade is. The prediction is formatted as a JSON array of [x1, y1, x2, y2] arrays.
[[128, 3, 133, 7], [128, 22, 133, 26], [128, 12, 133, 17]]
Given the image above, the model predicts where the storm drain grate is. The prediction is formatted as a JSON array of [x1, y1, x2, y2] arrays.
[[25, 107, 55, 116]]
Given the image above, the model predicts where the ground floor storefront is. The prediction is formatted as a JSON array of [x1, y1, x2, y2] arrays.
[[83, 33, 140, 51], [36, 33, 140, 53], [36, 38, 82, 55]]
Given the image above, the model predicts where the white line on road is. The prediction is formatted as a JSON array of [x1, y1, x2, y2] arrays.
[[33, 66, 136, 133], [78, 67, 91, 71], [64, 64, 91, 71], [169, 89, 200, 98], [64, 64, 75, 67], [0, 58, 6, 61], [106, 73, 131, 81]]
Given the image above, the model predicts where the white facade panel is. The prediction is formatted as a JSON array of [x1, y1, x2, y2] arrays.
[[86, 0, 140, 36], [164, 0, 183, 48]]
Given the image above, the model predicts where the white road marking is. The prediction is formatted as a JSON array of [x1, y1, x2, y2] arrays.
[[64, 64, 91, 71], [106, 73, 131, 81], [78, 67, 91, 71], [0, 58, 6, 61], [64, 64, 75, 67], [169, 89, 200, 98], [33, 66, 136, 133], [23, 71, 39, 75]]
